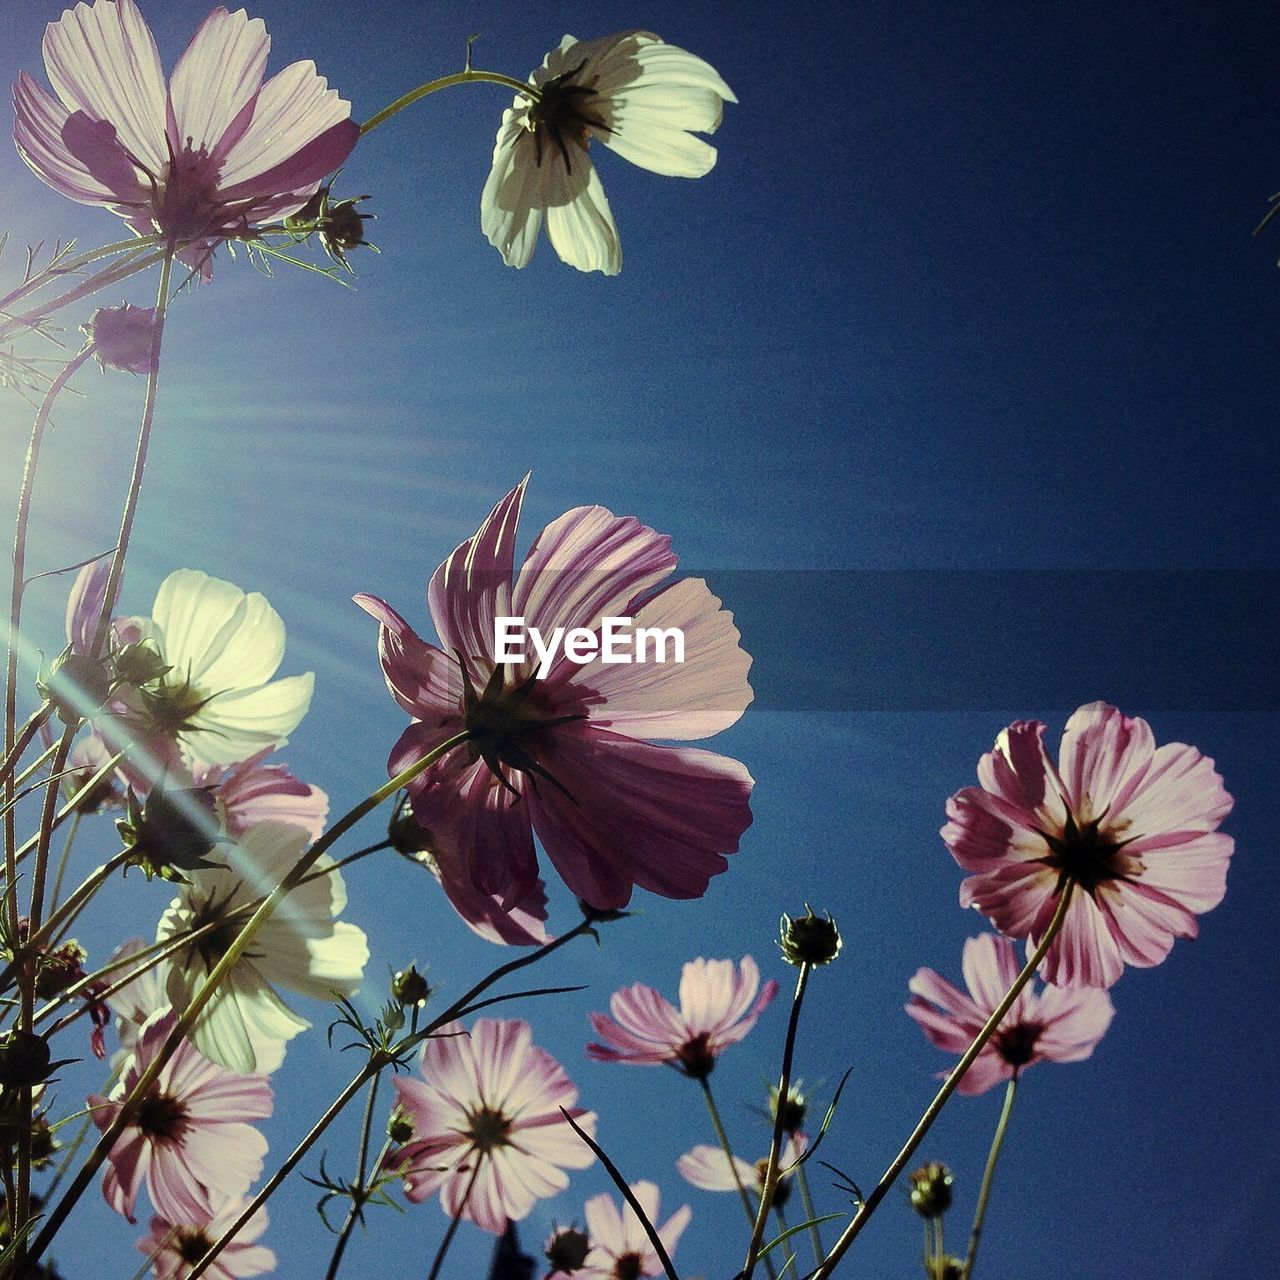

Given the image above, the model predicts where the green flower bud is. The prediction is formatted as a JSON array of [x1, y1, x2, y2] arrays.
[[391, 964, 431, 1008], [778, 906, 842, 967], [117, 785, 223, 882], [908, 1161, 954, 1218], [545, 1226, 591, 1273], [35, 652, 112, 725], [111, 638, 171, 688], [387, 1107, 415, 1145], [0, 1030, 53, 1089]]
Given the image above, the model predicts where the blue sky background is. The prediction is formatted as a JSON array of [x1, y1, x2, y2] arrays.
[[1, 1, 1278, 1277]]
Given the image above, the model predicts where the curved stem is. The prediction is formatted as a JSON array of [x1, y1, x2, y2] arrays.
[[743, 964, 811, 1280], [47, 811, 82, 915], [813, 885, 1074, 1279], [961, 1073, 1018, 1279], [426, 1158, 481, 1280], [322, 1074, 382, 1280], [360, 69, 538, 136], [699, 1077, 758, 1227], [0, 235, 162, 319]]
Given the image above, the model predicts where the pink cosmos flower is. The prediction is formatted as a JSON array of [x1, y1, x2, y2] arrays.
[[678, 1133, 808, 1208], [89, 1010, 272, 1223], [587, 956, 777, 1078], [906, 933, 1115, 1096], [355, 477, 754, 921], [579, 1181, 691, 1280], [388, 1017, 596, 1234], [192, 749, 328, 840], [943, 701, 1234, 987], [84, 302, 157, 373], [14, 0, 359, 279], [137, 1196, 275, 1279]]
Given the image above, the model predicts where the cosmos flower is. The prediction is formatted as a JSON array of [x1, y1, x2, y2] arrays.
[[84, 302, 156, 374], [906, 933, 1116, 1096], [481, 32, 735, 274], [578, 1182, 691, 1280], [14, 0, 359, 279], [110, 568, 314, 771], [192, 749, 328, 840], [943, 702, 1234, 987], [89, 1010, 271, 1224], [587, 956, 777, 1078], [388, 1017, 596, 1234], [355, 477, 754, 919], [137, 1196, 275, 1279], [678, 1133, 807, 1208], [157, 820, 369, 1073]]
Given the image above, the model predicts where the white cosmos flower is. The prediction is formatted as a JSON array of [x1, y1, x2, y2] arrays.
[[481, 31, 736, 275], [157, 820, 369, 1073], [130, 569, 314, 767]]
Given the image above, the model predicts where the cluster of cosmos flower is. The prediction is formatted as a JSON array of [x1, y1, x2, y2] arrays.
[[0, 1, 1238, 1278]]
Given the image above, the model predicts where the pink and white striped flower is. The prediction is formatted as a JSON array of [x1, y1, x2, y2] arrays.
[[943, 702, 1234, 987], [89, 1010, 272, 1223], [906, 933, 1116, 1096], [678, 1133, 807, 1207], [579, 1181, 691, 1280], [588, 956, 777, 1078], [355, 477, 754, 923], [14, 0, 359, 279], [388, 1017, 596, 1233], [137, 1196, 275, 1279]]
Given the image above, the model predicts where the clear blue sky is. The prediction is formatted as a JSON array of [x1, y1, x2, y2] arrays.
[[1, 1, 1278, 1277]]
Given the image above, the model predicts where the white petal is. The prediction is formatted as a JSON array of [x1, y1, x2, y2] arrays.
[[481, 111, 546, 269], [182, 672, 314, 765], [544, 157, 621, 275]]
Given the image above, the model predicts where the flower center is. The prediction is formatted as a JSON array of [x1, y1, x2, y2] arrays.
[[176, 1228, 214, 1264], [614, 1253, 644, 1280], [1041, 810, 1137, 894], [994, 1021, 1041, 1067], [135, 1091, 190, 1143], [464, 1104, 513, 1153], [184, 889, 253, 971], [140, 671, 218, 737], [675, 1032, 716, 1080], [525, 61, 610, 171], [153, 139, 229, 242]]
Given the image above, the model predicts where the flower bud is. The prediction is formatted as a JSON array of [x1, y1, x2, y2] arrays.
[[387, 1107, 415, 1144], [84, 303, 156, 375], [778, 907, 842, 967], [34, 940, 88, 1000], [111, 638, 170, 689], [769, 1082, 808, 1135], [908, 1161, 954, 1218], [927, 1257, 964, 1280], [35, 651, 112, 725], [0, 1030, 53, 1088], [117, 785, 223, 881], [391, 964, 430, 1008], [545, 1226, 591, 1273]]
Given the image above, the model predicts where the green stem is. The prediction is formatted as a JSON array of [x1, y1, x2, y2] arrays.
[[699, 1077, 758, 1227], [47, 811, 82, 915], [796, 1163, 824, 1267], [0, 234, 162, 319], [961, 1073, 1018, 1279], [812, 885, 1074, 1279], [743, 964, 811, 1280], [322, 1074, 382, 1280], [360, 69, 538, 136], [426, 1158, 482, 1280], [0, 708, 49, 791]]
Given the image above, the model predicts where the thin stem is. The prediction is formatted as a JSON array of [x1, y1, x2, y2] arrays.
[[962, 1074, 1018, 1280], [700, 1077, 758, 1226], [743, 964, 811, 1280], [426, 1158, 481, 1280], [796, 1163, 824, 1267], [813, 886, 1075, 1279], [10, 739, 58, 792], [360, 69, 538, 136], [0, 234, 162, 319], [322, 1073, 382, 1280], [47, 811, 82, 914], [186, 918, 598, 1279], [0, 707, 49, 791]]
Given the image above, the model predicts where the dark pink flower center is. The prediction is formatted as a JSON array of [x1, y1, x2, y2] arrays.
[[675, 1032, 716, 1079], [135, 1090, 190, 1143], [176, 1228, 214, 1264], [994, 1021, 1041, 1067], [613, 1252, 644, 1280], [1041, 810, 1139, 894], [153, 140, 227, 241], [464, 1104, 513, 1153]]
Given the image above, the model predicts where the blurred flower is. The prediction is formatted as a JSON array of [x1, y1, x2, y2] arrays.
[[355, 477, 753, 919], [84, 303, 155, 374], [482, 32, 735, 274], [768, 1081, 807, 1135], [157, 820, 368, 1073], [578, 1181, 690, 1280], [89, 1010, 271, 1224], [14, 0, 359, 280], [116, 569, 314, 770], [137, 1196, 275, 1279], [64, 729, 127, 813], [545, 1225, 592, 1276], [906, 1161, 953, 1218], [587, 956, 777, 1079], [678, 1133, 807, 1209], [906, 933, 1115, 1096], [387, 1017, 596, 1233], [943, 702, 1234, 986]]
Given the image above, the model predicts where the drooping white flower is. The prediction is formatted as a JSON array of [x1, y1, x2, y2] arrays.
[[481, 31, 736, 275], [157, 820, 369, 1073], [126, 569, 314, 767]]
